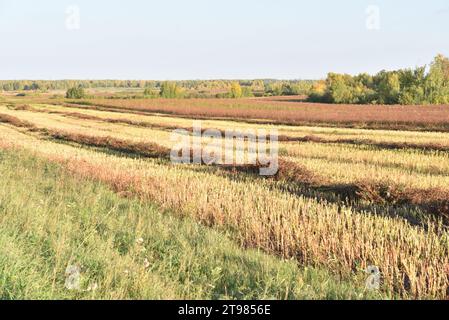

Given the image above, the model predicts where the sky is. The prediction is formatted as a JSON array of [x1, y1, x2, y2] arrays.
[[0, 0, 448, 80]]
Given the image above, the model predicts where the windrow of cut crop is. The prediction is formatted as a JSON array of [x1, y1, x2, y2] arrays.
[[0, 113, 37, 130], [45, 130, 172, 159], [281, 135, 449, 153]]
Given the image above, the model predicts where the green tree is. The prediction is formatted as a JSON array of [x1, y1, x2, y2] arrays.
[[425, 54, 449, 104], [288, 82, 314, 96], [160, 82, 184, 98], [265, 83, 283, 96], [398, 67, 426, 105], [241, 86, 254, 97], [326, 73, 356, 104], [66, 86, 86, 99], [373, 71, 400, 104]]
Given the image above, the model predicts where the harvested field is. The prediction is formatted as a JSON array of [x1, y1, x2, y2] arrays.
[[3, 0, 449, 303], [2, 98, 449, 300]]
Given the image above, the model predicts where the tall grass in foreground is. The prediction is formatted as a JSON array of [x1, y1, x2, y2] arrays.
[[0, 149, 377, 300]]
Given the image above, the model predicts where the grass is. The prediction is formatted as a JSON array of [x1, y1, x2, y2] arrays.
[[0, 149, 377, 300]]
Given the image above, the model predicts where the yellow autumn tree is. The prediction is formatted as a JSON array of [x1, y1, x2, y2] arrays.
[[229, 82, 243, 98]]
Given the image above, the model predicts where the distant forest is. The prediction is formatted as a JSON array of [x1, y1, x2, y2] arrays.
[[0, 79, 314, 99], [2, 54, 448, 104]]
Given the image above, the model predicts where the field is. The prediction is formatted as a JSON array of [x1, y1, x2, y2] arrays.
[[1, 95, 449, 299], [67, 97, 449, 131]]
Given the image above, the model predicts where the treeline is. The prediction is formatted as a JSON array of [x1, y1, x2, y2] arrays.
[[140, 80, 314, 99], [309, 54, 449, 105], [6, 54, 448, 105], [0, 80, 150, 91], [0, 79, 313, 97]]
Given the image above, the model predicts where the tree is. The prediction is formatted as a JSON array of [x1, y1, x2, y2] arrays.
[[241, 86, 254, 97], [144, 87, 159, 98], [229, 82, 243, 98], [425, 54, 449, 104], [280, 84, 295, 96], [66, 86, 86, 99], [374, 71, 400, 104], [398, 67, 426, 105], [251, 80, 265, 92], [264, 83, 283, 96], [326, 73, 357, 104], [288, 82, 314, 96], [160, 81, 184, 98]]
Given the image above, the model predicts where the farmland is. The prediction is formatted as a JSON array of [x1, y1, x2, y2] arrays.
[[67, 97, 449, 131], [1, 95, 449, 300]]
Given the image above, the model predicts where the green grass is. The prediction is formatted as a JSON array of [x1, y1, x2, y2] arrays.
[[0, 149, 383, 300]]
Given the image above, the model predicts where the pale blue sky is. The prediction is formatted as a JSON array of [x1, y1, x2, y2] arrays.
[[0, 0, 448, 80]]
